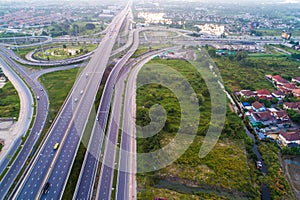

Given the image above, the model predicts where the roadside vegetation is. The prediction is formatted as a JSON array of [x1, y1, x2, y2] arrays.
[[207, 47, 300, 92], [39, 67, 80, 120], [136, 59, 259, 199], [258, 142, 293, 199], [132, 44, 171, 58], [12, 43, 97, 62], [207, 46, 294, 199], [33, 43, 97, 61], [44, 21, 108, 37], [0, 81, 20, 119]]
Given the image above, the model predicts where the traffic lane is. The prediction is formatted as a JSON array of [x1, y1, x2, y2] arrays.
[[42, 127, 80, 199], [74, 119, 105, 199], [97, 80, 124, 199], [42, 92, 96, 199], [41, 32, 116, 198], [39, 68, 107, 199], [116, 131, 130, 200], [0, 58, 48, 197], [3, 4, 124, 197], [16, 102, 74, 199], [71, 6, 131, 198]]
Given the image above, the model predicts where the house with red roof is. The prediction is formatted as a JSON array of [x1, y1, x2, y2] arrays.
[[252, 101, 266, 112], [272, 90, 286, 100], [239, 90, 256, 99], [283, 102, 300, 110], [292, 89, 300, 98], [250, 110, 276, 126], [279, 129, 300, 145], [292, 77, 300, 84], [272, 110, 292, 127], [278, 83, 296, 94], [256, 89, 272, 100], [271, 75, 289, 86]]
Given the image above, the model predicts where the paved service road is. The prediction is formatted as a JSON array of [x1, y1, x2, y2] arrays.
[[0, 51, 49, 199]]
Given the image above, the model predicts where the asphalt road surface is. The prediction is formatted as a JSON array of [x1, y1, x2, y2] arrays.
[[13, 3, 131, 199], [0, 51, 49, 199]]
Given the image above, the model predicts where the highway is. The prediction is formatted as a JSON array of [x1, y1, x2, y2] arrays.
[[0, 36, 52, 48], [95, 28, 139, 200], [73, 7, 135, 199], [115, 49, 169, 200], [0, 58, 33, 170], [13, 2, 131, 199], [0, 51, 49, 199], [0, 46, 93, 67]]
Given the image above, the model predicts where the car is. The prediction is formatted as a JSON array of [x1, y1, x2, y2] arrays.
[[40, 88, 43, 91], [256, 161, 262, 170], [80, 90, 83, 95], [41, 182, 50, 194], [86, 73, 89, 78], [37, 96, 40, 100], [74, 98, 78, 102], [53, 143, 59, 150]]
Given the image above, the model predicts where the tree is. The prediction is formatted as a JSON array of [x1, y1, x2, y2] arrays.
[[62, 44, 67, 49], [287, 109, 300, 123], [85, 23, 96, 30]]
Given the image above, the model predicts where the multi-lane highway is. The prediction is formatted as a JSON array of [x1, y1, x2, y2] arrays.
[[0, 51, 49, 199], [115, 49, 171, 200], [13, 2, 131, 199], [73, 7, 135, 199], [95, 29, 139, 200]]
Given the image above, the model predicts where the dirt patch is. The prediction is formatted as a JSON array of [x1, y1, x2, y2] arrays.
[[281, 155, 300, 199]]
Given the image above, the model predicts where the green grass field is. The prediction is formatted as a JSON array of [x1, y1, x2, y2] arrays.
[[34, 44, 97, 61], [0, 82, 20, 119], [136, 59, 259, 199], [39, 67, 80, 121], [208, 48, 293, 199], [212, 53, 300, 92]]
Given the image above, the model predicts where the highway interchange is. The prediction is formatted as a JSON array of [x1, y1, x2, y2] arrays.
[[0, 1, 294, 199]]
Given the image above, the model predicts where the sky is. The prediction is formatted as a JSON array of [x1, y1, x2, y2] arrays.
[[0, 0, 299, 5]]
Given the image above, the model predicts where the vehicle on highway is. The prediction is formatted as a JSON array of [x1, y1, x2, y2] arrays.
[[41, 182, 50, 194], [80, 90, 83, 95], [53, 143, 59, 150], [37, 96, 40, 100], [74, 98, 78, 102]]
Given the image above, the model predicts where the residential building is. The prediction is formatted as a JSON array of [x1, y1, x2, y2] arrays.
[[250, 110, 276, 126], [279, 129, 300, 145], [272, 110, 292, 127], [278, 83, 296, 94], [252, 101, 266, 112], [292, 77, 300, 84], [292, 89, 300, 98], [272, 90, 285, 100], [256, 89, 272, 100], [271, 75, 289, 86], [239, 90, 256, 99], [283, 102, 300, 110]]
